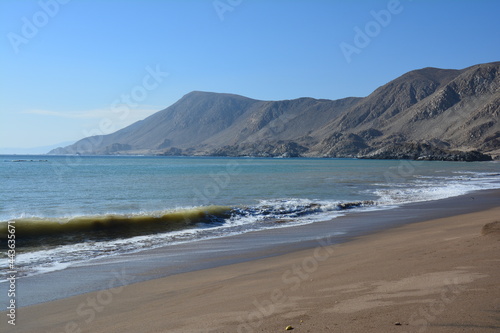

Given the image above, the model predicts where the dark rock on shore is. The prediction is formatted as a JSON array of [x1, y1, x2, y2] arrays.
[[211, 141, 308, 157], [360, 143, 492, 161], [158, 147, 184, 156]]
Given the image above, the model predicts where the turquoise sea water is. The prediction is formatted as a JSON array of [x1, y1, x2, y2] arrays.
[[1, 155, 499, 277]]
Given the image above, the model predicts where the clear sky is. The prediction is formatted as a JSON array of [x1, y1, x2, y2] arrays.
[[1, 0, 499, 151]]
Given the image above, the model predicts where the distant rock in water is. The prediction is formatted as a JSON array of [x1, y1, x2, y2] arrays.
[[48, 62, 500, 161]]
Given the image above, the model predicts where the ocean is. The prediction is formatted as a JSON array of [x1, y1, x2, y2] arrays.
[[1, 155, 500, 279]]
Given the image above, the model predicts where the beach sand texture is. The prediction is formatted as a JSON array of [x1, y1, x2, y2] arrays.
[[4, 206, 500, 333]]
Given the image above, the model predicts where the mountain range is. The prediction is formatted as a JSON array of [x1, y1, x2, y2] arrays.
[[49, 62, 500, 161]]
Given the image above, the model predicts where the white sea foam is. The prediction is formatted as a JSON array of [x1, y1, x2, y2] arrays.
[[1, 198, 360, 277], [374, 172, 500, 206]]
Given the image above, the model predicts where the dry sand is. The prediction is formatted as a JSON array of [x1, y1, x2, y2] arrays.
[[5, 207, 500, 333]]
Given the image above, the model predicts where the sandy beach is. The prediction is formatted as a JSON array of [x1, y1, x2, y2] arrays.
[[4, 195, 500, 333], [2, 0, 499, 331]]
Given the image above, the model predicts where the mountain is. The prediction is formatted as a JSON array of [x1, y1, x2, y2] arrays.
[[49, 62, 500, 160]]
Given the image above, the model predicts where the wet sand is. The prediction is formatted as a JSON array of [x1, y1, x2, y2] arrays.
[[2, 192, 500, 332]]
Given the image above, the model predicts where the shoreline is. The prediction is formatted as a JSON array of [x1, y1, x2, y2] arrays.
[[1, 189, 500, 308], [3, 190, 499, 332]]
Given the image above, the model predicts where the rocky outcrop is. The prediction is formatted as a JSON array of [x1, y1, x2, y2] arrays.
[[158, 147, 183, 156], [211, 141, 308, 158], [319, 133, 369, 157], [102, 143, 131, 154], [360, 143, 492, 161]]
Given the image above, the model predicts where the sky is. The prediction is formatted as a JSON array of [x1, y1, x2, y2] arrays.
[[1, 0, 499, 151]]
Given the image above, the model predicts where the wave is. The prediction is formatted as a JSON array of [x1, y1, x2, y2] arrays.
[[233, 199, 375, 220], [0, 206, 232, 241], [0, 198, 376, 278], [0, 200, 375, 248], [374, 172, 500, 205]]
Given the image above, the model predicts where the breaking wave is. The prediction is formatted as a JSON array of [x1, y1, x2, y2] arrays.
[[1, 200, 375, 246], [0, 199, 376, 277], [0, 206, 231, 244]]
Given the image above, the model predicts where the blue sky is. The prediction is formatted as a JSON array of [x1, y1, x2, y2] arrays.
[[1, 0, 499, 151]]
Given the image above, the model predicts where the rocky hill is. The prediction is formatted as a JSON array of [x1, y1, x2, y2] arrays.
[[49, 62, 500, 160]]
